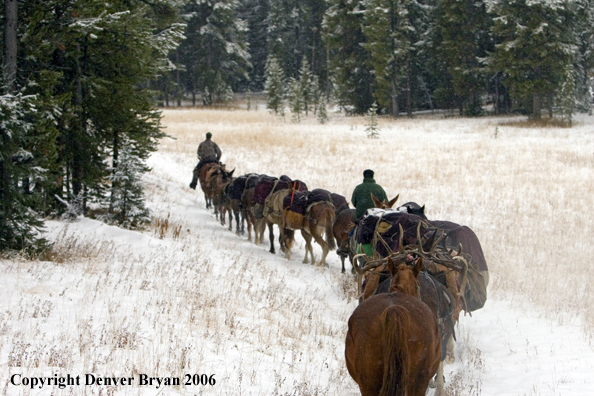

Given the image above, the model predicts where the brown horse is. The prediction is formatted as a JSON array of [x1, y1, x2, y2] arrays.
[[198, 162, 221, 210], [332, 205, 356, 273], [356, 231, 470, 396], [208, 166, 235, 226], [284, 201, 336, 266], [345, 260, 441, 396]]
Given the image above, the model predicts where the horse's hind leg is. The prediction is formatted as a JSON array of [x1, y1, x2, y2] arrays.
[[301, 230, 314, 264], [267, 222, 276, 254], [446, 334, 455, 363], [312, 227, 328, 267]]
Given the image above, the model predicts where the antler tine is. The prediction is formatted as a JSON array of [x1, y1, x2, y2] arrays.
[[417, 221, 428, 255], [358, 257, 389, 274], [398, 224, 405, 252], [430, 230, 445, 254], [376, 232, 394, 256]]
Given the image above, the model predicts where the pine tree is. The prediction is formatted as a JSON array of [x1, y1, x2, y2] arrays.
[[0, 93, 48, 253], [288, 77, 305, 122], [298, 56, 317, 116], [361, 0, 421, 117], [557, 63, 577, 126], [267, 0, 327, 86], [265, 55, 286, 115], [317, 91, 329, 124], [433, 0, 492, 116], [323, 0, 374, 114], [239, 0, 270, 91], [104, 140, 151, 229], [176, 0, 251, 104], [365, 102, 380, 138], [14, 0, 184, 218], [488, 0, 578, 119]]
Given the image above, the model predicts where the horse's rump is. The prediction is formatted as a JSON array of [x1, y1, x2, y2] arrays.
[[346, 293, 440, 396], [283, 208, 304, 230]]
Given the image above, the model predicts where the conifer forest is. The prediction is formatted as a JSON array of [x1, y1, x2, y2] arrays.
[[1, 0, 593, 252]]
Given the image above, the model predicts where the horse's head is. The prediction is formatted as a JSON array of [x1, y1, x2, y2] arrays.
[[371, 193, 399, 209], [223, 168, 235, 183], [388, 258, 423, 297], [397, 201, 427, 220]]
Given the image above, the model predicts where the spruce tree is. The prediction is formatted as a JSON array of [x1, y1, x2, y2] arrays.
[[265, 55, 286, 115], [361, 0, 421, 117], [176, 0, 251, 104], [0, 93, 48, 253], [488, 0, 578, 119], [105, 140, 151, 229], [433, 0, 492, 116], [288, 77, 305, 122], [323, 0, 374, 114], [365, 102, 380, 138]]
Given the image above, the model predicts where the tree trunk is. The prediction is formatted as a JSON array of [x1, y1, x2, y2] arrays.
[[532, 92, 541, 120], [3, 0, 18, 92], [391, 79, 399, 118], [110, 130, 119, 211]]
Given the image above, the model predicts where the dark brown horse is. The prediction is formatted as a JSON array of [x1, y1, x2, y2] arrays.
[[284, 201, 336, 266], [396, 202, 488, 311], [240, 176, 266, 245], [208, 166, 235, 226], [345, 260, 441, 396], [332, 205, 355, 273]]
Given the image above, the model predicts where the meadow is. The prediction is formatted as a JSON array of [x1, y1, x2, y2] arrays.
[[1, 105, 593, 395]]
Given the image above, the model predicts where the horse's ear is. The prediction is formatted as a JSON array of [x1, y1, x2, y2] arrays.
[[371, 193, 382, 208], [387, 194, 399, 208], [413, 257, 423, 278], [229, 169, 235, 177]]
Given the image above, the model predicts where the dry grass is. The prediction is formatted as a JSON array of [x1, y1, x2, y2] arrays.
[[2, 106, 593, 396], [160, 107, 594, 341]]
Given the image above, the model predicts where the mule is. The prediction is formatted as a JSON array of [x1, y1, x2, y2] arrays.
[[345, 260, 441, 396], [284, 201, 336, 267]]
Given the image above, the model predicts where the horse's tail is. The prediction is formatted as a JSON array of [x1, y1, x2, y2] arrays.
[[322, 204, 336, 251], [379, 305, 410, 396]]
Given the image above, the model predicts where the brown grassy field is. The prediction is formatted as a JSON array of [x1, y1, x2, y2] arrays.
[[160, 107, 594, 341]]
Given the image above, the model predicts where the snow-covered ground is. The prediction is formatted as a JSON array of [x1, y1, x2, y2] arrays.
[[1, 108, 593, 395]]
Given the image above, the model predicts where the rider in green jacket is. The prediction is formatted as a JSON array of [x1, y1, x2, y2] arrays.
[[351, 169, 388, 221]]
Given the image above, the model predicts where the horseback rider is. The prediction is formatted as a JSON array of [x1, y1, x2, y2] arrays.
[[351, 169, 388, 221], [190, 132, 222, 190]]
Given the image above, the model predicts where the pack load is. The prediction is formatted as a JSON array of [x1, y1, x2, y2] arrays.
[[282, 189, 346, 230]]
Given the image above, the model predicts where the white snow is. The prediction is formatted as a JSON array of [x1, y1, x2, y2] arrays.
[[1, 109, 593, 396]]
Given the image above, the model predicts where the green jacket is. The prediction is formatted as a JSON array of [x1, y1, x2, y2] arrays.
[[351, 178, 388, 220]]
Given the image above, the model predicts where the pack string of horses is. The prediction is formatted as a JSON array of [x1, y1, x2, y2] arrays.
[[191, 158, 489, 396]]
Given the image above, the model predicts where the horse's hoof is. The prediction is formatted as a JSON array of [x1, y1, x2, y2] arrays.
[[269, 249, 275, 254], [341, 269, 345, 274]]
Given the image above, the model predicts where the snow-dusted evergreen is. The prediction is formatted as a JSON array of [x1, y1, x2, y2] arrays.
[[0, 93, 47, 253], [105, 141, 151, 230], [264, 55, 286, 115]]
